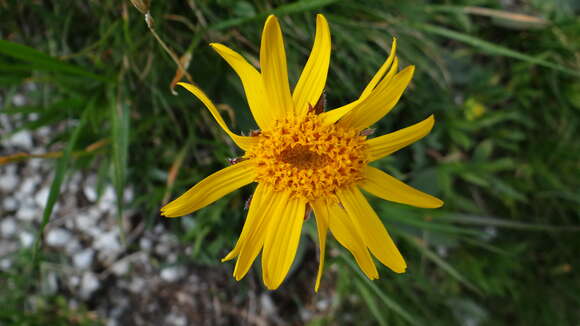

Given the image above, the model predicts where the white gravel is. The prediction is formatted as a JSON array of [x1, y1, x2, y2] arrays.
[[80, 272, 100, 299], [1, 218, 17, 236], [46, 228, 73, 247], [73, 248, 95, 269]]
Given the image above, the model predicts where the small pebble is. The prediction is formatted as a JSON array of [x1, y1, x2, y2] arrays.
[[12, 94, 26, 106], [83, 175, 98, 202], [0, 258, 12, 270], [7, 130, 33, 148], [19, 177, 38, 195], [128, 277, 146, 293], [76, 213, 96, 233], [111, 259, 130, 276], [42, 272, 59, 295], [73, 248, 95, 269], [45, 228, 72, 247], [160, 266, 186, 282], [0, 174, 19, 192], [19, 231, 34, 247], [16, 205, 38, 222], [80, 272, 100, 299], [0, 218, 17, 237], [34, 187, 50, 207], [3, 197, 18, 211]]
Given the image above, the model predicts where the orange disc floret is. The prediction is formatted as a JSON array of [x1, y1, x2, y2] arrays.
[[246, 113, 368, 201]]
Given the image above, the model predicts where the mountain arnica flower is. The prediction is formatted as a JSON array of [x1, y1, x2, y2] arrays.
[[161, 14, 443, 291]]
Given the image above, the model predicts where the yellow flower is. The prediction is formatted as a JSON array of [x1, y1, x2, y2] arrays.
[[161, 14, 443, 291]]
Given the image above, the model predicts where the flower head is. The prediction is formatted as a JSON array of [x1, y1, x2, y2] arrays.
[[161, 14, 443, 291]]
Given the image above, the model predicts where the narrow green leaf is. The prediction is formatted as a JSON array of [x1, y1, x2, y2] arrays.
[[355, 280, 388, 326], [0, 40, 109, 81], [439, 214, 580, 231], [110, 86, 130, 244], [30, 98, 96, 277], [210, 0, 342, 30], [401, 233, 481, 294], [342, 255, 422, 326], [416, 23, 580, 77]]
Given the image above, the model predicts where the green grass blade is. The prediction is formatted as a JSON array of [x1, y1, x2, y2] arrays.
[[354, 279, 388, 326], [30, 98, 96, 277], [401, 233, 481, 295], [342, 255, 422, 325], [210, 0, 342, 30], [110, 86, 130, 244], [0, 40, 109, 81], [416, 23, 580, 77], [438, 214, 580, 231]]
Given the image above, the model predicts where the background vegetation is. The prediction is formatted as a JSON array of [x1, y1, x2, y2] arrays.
[[1, 0, 579, 325]]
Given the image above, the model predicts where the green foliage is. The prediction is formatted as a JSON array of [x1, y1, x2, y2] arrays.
[[0, 249, 102, 325], [1, 0, 579, 324]]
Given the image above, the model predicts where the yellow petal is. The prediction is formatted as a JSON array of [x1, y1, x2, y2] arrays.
[[319, 99, 359, 125], [230, 185, 277, 281], [261, 191, 306, 290], [260, 15, 294, 119], [316, 199, 379, 280], [319, 39, 397, 126], [339, 64, 414, 131], [177, 82, 258, 151], [359, 38, 398, 99], [210, 43, 273, 129], [366, 115, 435, 161], [222, 183, 267, 262], [160, 160, 256, 217], [360, 166, 443, 208], [336, 186, 407, 273], [293, 14, 331, 117], [310, 200, 329, 291], [312, 199, 379, 281]]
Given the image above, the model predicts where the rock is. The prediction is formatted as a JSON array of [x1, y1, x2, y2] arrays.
[[7, 130, 33, 148], [73, 248, 95, 269], [76, 212, 97, 233], [37, 126, 51, 137], [68, 275, 80, 287], [0, 258, 12, 270], [34, 187, 50, 207], [160, 266, 186, 282], [94, 230, 122, 262], [111, 259, 129, 276], [123, 187, 134, 203], [0, 173, 18, 192], [42, 272, 58, 295], [80, 272, 100, 299], [65, 238, 81, 255], [67, 172, 82, 193], [45, 228, 72, 247], [260, 293, 276, 316], [0, 218, 17, 237], [316, 298, 330, 311], [16, 204, 38, 222], [83, 175, 98, 202], [127, 277, 146, 294], [19, 231, 34, 247], [3, 197, 18, 211], [11, 94, 26, 106], [164, 312, 187, 326], [139, 237, 152, 251], [19, 177, 38, 195]]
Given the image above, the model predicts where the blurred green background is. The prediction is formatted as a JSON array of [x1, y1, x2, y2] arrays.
[[1, 0, 579, 325]]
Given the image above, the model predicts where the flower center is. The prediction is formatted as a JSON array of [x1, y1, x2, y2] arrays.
[[245, 112, 368, 201], [278, 144, 329, 170]]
